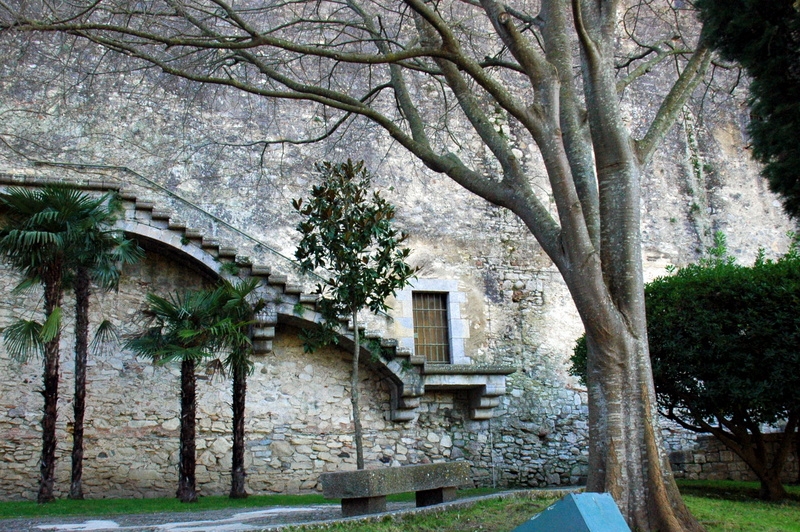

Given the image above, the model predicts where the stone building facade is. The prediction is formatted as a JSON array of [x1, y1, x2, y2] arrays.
[[0, 21, 796, 500]]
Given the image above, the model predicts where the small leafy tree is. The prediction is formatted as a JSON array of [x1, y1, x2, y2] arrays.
[[571, 234, 800, 500], [126, 288, 234, 503], [293, 159, 416, 469]]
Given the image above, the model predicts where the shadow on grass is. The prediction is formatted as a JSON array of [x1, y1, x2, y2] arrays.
[[677, 480, 800, 504]]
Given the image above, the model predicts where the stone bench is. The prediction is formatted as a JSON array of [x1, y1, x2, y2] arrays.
[[320, 462, 472, 517]]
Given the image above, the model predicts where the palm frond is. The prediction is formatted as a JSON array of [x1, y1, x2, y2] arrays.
[[90, 319, 120, 355], [125, 326, 166, 361], [40, 307, 62, 343], [12, 276, 43, 295], [205, 358, 227, 380], [2, 319, 44, 362]]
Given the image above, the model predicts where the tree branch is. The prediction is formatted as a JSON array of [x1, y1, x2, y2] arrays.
[[636, 44, 711, 166]]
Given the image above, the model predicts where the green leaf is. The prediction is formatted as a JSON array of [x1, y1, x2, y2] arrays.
[[91, 320, 120, 355], [3, 319, 44, 362], [40, 307, 62, 343]]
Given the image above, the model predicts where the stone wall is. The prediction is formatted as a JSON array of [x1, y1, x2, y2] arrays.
[[0, 17, 797, 501], [0, 250, 590, 501], [670, 434, 799, 483]]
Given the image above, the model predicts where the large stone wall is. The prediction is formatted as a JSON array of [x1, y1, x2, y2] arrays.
[[0, 250, 590, 501], [0, 16, 796, 501]]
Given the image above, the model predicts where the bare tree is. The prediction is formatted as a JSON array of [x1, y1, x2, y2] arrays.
[[0, 1, 713, 529]]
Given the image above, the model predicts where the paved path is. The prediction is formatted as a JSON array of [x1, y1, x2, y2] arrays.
[[0, 489, 577, 532], [0, 503, 356, 532]]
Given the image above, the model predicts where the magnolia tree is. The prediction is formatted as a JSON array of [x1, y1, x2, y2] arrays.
[[293, 159, 416, 470], [0, 1, 717, 528]]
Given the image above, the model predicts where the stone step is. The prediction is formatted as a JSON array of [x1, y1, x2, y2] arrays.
[[250, 264, 271, 276], [201, 238, 220, 253], [252, 326, 276, 339], [134, 199, 155, 211], [390, 410, 417, 421], [284, 284, 302, 294], [150, 208, 172, 220], [394, 346, 413, 357], [253, 339, 273, 354], [218, 246, 238, 258], [267, 274, 287, 286], [118, 189, 138, 201], [183, 228, 203, 240], [168, 219, 187, 231]]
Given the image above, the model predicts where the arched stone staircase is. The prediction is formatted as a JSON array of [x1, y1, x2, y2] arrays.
[[0, 166, 514, 421]]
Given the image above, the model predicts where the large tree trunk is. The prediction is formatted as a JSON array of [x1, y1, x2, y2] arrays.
[[351, 310, 364, 470], [38, 269, 64, 504], [229, 361, 248, 499], [796, 436, 800, 485], [69, 267, 90, 500], [758, 470, 789, 501], [558, 174, 704, 531], [706, 416, 797, 501], [177, 358, 198, 503], [559, 4, 704, 526], [581, 324, 701, 531]]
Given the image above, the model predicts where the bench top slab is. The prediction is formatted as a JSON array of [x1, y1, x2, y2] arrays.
[[320, 462, 471, 499]]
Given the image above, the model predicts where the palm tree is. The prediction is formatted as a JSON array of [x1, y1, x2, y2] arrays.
[[67, 194, 143, 500], [216, 278, 265, 499], [126, 288, 233, 503], [0, 185, 113, 503]]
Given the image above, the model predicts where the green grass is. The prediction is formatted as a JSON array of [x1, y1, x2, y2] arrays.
[[0, 488, 496, 520], [0, 493, 330, 519], [2, 482, 799, 532], [280, 482, 800, 532], [283, 493, 560, 532], [678, 480, 800, 532]]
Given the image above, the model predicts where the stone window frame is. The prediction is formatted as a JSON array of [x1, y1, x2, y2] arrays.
[[394, 279, 469, 364]]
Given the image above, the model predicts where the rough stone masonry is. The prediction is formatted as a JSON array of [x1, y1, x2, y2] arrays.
[[0, 16, 795, 500]]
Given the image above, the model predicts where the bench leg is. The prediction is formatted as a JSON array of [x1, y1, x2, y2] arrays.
[[341, 495, 387, 517], [416, 486, 457, 507]]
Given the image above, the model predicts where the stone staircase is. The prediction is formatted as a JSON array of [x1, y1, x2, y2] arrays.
[[0, 167, 513, 421]]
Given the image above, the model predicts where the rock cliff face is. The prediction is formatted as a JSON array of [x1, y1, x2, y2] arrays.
[[0, 29, 794, 500]]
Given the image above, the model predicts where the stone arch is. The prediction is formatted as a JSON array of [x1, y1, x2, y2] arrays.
[[116, 218, 414, 415], [0, 174, 511, 423]]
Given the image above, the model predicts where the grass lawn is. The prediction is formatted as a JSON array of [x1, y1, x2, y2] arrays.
[[277, 482, 800, 532], [0, 481, 797, 531], [0, 492, 331, 520], [284, 493, 559, 532], [0, 488, 498, 520], [679, 480, 800, 532]]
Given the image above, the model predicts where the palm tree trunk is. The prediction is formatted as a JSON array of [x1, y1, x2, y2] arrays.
[[177, 358, 198, 503], [38, 270, 63, 504], [69, 267, 90, 500], [351, 310, 364, 470], [229, 361, 248, 498]]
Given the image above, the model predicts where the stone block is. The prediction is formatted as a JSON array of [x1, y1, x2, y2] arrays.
[[416, 486, 457, 507], [320, 461, 471, 516], [342, 495, 387, 517]]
